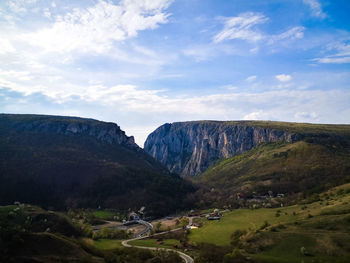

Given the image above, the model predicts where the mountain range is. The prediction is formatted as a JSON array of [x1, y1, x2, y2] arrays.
[[1, 114, 350, 213]]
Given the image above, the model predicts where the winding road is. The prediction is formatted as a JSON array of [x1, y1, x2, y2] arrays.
[[121, 222, 194, 263]]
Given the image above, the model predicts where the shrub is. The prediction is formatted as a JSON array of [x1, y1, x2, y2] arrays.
[[231, 229, 247, 247], [92, 227, 129, 240], [259, 221, 270, 230]]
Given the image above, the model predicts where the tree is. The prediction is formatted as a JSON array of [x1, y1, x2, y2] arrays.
[[155, 222, 162, 233]]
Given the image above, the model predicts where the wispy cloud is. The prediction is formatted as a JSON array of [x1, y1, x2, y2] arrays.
[[269, 26, 305, 44], [213, 12, 268, 43], [313, 42, 350, 64], [213, 12, 305, 47], [7, 0, 37, 13], [303, 0, 327, 19], [22, 0, 172, 54]]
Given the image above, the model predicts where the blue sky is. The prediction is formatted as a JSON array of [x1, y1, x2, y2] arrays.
[[0, 0, 349, 146]]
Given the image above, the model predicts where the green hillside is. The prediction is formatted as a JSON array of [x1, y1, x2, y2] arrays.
[[0, 114, 194, 216], [131, 184, 350, 263], [196, 133, 350, 207], [188, 183, 350, 263]]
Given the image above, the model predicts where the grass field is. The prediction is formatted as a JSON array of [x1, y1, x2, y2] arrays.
[[190, 186, 350, 245], [92, 210, 119, 220], [189, 205, 304, 246], [129, 239, 180, 250], [92, 239, 123, 250]]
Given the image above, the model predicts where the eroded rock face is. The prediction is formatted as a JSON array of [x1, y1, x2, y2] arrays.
[[144, 121, 301, 176], [1, 114, 138, 149]]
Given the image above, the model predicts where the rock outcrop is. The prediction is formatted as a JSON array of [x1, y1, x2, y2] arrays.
[[144, 121, 302, 176]]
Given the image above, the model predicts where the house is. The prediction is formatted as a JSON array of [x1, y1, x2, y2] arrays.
[[207, 209, 221, 220], [128, 211, 140, 221]]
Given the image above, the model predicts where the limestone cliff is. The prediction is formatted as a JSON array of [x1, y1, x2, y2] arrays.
[[144, 121, 302, 176]]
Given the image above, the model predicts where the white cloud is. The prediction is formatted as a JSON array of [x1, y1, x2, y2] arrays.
[[315, 57, 350, 64], [269, 27, 305, 44], [6, 0, 37, 13], [246, 75, 257, 82], [213, 12, 268, 43], [43, 8, 51, 19], [22, 0, 172, 54], [243, 110, 267, 120], [213, 13, 304, 48], [222, 84, 238, 90], [183, 44, 238, 61], [303, 0, 327, 19], [2, 83, 349, 145], [0, 39, 15, 54], [0, 69, 33, 81], [249, 47, 259, 53], [275, 74, 292, 82], [294, 111, 318, 120], [313, 42, 350, 64]]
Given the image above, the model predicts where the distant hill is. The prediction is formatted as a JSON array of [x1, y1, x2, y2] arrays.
[[0, 114, 194, 216], [144, 120, 350, 177]]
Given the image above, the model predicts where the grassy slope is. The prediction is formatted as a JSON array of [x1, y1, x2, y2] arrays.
[[196, 139, 350, 206], [188, 183, 350, 262]]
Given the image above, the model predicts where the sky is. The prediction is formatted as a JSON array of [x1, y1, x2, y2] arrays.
[[0, 0, 350, 146]]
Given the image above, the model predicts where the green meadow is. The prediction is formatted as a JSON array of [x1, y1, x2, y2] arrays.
[[92, 210, 120, 220], [92, 239, 123, 250]]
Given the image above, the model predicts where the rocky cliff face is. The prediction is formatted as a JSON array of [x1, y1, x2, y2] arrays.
[[144, 121, 302, 176], [1, 114, 138, 149]]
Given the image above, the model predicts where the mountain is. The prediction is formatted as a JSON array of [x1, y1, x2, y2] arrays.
[[0, 114, 194, 216], [144, 121, 350, 177], [144, 120, 350, 207]]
